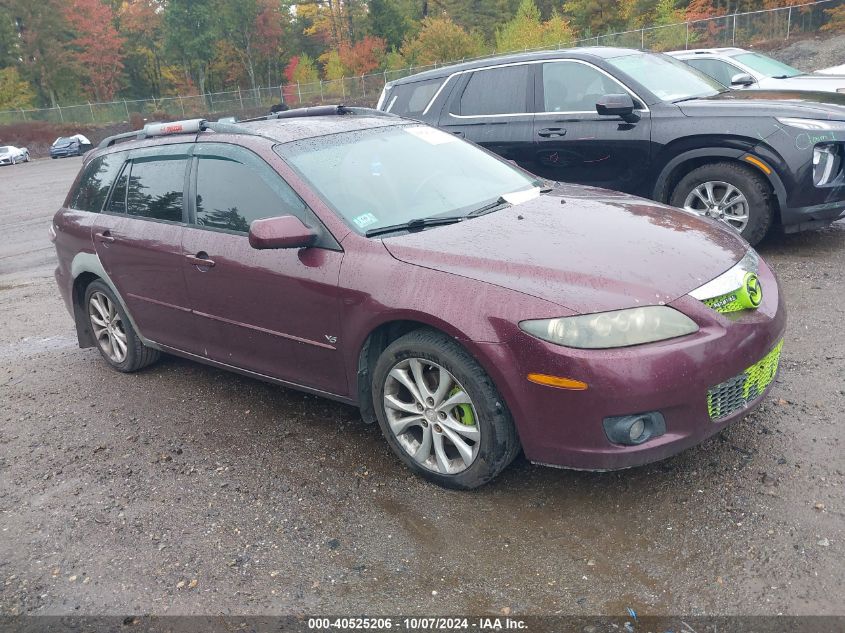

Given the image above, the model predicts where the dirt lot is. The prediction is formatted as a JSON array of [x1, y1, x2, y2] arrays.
[[0, 158, 843, 617]]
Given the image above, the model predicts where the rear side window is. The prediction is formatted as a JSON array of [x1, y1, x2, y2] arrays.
[[385, 78, 443, 117], [455, 65, 531, 116], [684, 58, 737, 87], [194, 150, 307, 233], [69, 155, 122, 212], [126, 157, 187, 222]]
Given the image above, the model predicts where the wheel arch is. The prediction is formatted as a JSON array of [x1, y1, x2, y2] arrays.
[[652, 147, 787, 216]]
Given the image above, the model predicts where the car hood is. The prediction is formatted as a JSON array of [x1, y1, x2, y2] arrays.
[[761, 74, 845, 91], [678, 89, 845, 119], [382, 185, 748, 314], [52, 140, 75, 147]]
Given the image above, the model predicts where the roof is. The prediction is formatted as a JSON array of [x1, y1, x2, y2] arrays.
[[238, 114, 400, 144], [389, 47, 644, 85]]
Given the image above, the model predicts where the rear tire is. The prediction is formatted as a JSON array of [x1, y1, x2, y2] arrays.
[[371, 329, 520, 489], [670, 161, 773, 246], [83, 280, 160, 373]]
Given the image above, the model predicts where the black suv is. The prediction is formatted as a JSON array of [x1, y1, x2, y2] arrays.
[[378, 47, 845, 245]]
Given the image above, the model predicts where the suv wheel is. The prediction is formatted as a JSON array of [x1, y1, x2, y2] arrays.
[[84, 280, 160, 372], [670, 162, 773, 245], [371, 329, 520, 489]]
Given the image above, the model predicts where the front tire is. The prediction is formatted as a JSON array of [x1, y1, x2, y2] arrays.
[[84, 280, 160, 373], [371, 329, 520, 489], [670, 161, 773, 246]]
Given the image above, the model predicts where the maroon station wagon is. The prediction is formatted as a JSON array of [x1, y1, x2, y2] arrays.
[[51, 107, 786, 488]]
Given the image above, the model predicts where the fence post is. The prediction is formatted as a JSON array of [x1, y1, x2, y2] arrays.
[[56, 105, 63, 123], [238, 86, 244, 110], [319, 80, 324, 103], [178, 95, 185, 116], [732, 14, 736, 46], [88, 101, 95, 122], [123, 99, 130, 119], [342, 77, 346, 99], [685, 22, 689, 49], [361, 75, 366, 98], [786, 6, 792, 40], [297, 82, 302, 105], [641, 28, 644, 49], [208, 92, 213, 112]]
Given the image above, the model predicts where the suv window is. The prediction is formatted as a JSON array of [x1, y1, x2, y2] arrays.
[[193, 146, 307, 233], [386, 78, 443, 117], [455, 65, 531, 116], [69, 154, 123, 212], [126, 157, 187, 222], [542, 62, 629, 113], [107, 162, 129, 214], [685, 58, 739, 87]]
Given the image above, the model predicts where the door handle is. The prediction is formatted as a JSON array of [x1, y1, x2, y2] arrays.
[[538, 128, 566, 138], [186, 253, 216, 268], [94, 231, 115, 244], [452, 131, 464, 137]]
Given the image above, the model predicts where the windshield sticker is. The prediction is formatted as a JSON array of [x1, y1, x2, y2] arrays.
[[353, 212, 379, 229], [405, 126, 458, 145]]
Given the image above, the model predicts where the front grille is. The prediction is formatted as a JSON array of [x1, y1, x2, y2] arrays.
[[707, 339, 783, 421]]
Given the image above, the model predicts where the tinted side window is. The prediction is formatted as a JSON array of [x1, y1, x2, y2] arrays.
[[70, 155, 122, 212], [542, 62, 628, 112], [386, 78, 443, 117], [194, 155, 306, 233], [126, 157, 187, 222], [685, 58, 737, 87], [456, 65, 530, 116], [107, 162, 129, 214]]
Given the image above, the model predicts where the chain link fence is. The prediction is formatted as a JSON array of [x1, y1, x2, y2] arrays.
[[1, 0, 842, 126]]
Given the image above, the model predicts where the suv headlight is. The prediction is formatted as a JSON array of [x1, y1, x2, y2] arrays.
[[776, 117, 845, 131], [519, 306, 698, 349], [813, 143, 842, 186]]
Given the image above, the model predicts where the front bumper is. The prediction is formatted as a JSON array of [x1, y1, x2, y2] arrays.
[[50, 148, 78, 158], [781, 199, 845, 233], [481, 257, 786, 470]]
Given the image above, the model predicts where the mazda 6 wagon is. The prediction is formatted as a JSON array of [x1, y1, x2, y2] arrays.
[[52, 107, 786, 488]]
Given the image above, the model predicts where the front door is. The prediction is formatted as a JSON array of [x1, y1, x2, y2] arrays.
[[437, 63, 535, 166], [530, 60, 652, 195], [91, 147, 195, 349], [180, 143, 346, 396]]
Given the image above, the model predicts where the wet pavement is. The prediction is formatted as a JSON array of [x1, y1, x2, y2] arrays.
[[0, 158, 843, 616]]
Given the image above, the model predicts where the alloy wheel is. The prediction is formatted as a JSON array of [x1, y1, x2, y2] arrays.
[[683, 180, 750, 232], [88, 291, 128, 363], [383, 358, 480, 475]]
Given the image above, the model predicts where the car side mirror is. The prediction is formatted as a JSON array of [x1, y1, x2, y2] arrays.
[[596, 93, 638, 123], [248, 215, 317, 250], [731, 73, 755, 87]]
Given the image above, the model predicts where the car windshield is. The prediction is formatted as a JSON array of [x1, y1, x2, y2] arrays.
[[276, 124, 542, 235], [731, 52, 803, 78], [608, 52, 725, 102]]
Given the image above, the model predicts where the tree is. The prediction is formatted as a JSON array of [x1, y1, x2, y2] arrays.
[[821, 3, 845, 33], [0, 66, 36, 109], [64, 0, 125, 101], [163, 0, 219, 97], [496, 0, 575, 52], [368, 0, 411, 50], [119, 0, 167, 98], [338, 35, 386, 75], [400, 16, 484, 66], [562, 0, 626, 35], [648, 0, 687, 51]]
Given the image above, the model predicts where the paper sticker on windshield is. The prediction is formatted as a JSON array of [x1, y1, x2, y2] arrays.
[[405, 126, 458, 145], [353, 212, 379, 229]]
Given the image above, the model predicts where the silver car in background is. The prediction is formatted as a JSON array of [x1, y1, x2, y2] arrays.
[[667, 47, 845, 94], [0, 145, 29, 165]]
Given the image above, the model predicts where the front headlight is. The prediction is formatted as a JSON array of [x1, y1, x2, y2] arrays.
[[690, 249, 758, 301], [776, 117, 845, 131], [813, 143, 842, 186], [519, 306, 698, 349]]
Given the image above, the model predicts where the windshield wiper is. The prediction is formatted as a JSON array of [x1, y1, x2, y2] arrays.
[[365, 215, 463, 237], [465, 196, 510, 218]]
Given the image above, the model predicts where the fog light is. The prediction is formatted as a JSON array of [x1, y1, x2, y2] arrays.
[[603, 412, 666, 446]]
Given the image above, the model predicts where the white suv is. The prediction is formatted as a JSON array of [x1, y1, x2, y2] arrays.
[[667, 47, 845, 94]]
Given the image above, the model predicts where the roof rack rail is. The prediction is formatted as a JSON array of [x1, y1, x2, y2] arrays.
[[239, 104, 396, 123], [97, 117, 256, 150]]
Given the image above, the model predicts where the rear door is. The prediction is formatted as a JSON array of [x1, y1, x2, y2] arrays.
[[180, 143, 346, 395], [437, 63, 535, 166], [91, 146, 195, 349], [530, 60, 652, 194]]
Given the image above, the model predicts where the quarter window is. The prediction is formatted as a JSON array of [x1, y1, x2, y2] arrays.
[[194, 153, 307, 233], [69, 154, 123, 212], [125, 157, 187, 222], [456, 65, 531, 116], [542, 62, 630, 113], [387, 78, 444, 117]]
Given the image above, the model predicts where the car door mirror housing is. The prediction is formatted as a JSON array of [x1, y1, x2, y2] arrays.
[[596, 94, 638, 122], [249, 215, 317, 250], [731, 73, 755, 86]]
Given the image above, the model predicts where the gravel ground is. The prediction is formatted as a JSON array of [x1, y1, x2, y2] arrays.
[[0, 158, 843, 617], [766, 34, 845, 72]]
